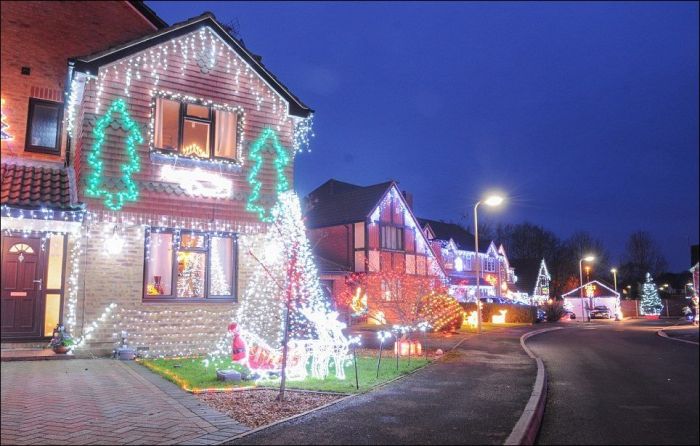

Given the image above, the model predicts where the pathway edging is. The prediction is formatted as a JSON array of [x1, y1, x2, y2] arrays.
[[504, 326, 563, 446], [657, 328, 700, 346]]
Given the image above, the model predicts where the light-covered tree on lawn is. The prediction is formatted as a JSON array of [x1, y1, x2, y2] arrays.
[[640, 272, 663, 316]]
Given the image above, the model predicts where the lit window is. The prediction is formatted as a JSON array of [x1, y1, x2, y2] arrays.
[[154, 98, 180, 150], [153, 96, 241, 161], [144, 229, 237, 300], [455, 257, 464, 272], [26, 98, 62, 154]]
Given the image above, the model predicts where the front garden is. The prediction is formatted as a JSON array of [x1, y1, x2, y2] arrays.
[[139, 350, 429, 394]]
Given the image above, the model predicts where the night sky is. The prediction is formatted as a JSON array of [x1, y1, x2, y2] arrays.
[[147, 1, 699, 271]]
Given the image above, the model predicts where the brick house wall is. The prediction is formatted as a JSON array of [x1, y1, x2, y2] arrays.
[[77, 222, 265, 356], [0, 1, 159, 162], [65, 21, 306, 355], [72, 26, 296, 222]]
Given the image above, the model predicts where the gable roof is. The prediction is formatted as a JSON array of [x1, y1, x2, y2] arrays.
[[562, 280, 620, 299], [509, 258, 544, 295], [418, 218, 490, 253], [70, 12, 312, 118], [305, 179, 394, 229]]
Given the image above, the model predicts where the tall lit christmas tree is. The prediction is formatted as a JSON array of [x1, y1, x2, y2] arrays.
[[640, 272, 663, 316], [236, 192, 331, 348], [177, 253, 205, 297], [209, 250, 231, 296]]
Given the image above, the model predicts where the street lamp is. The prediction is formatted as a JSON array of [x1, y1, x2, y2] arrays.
[[579, 255, 595, 321], [610, 268, 618, 292], [474, 194, 504, 334]]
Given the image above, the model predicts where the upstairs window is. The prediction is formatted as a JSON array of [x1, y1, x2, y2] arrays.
[[153, 95, 242, 162], [26, 98, 62, 154], [486, 257, 496, 272], [380, 225, 404, 251]]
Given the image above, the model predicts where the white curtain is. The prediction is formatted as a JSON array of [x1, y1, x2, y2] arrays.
[[215, 110, 237, 159]]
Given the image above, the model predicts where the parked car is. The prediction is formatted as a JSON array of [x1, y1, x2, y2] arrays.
[[590, 305, 612, 319], [560, 310, 576, 321]]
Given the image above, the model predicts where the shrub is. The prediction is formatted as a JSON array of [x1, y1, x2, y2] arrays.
[[459, 302, 536, 323], [419, 293, 464, 332], [544, 301, 566, 322]]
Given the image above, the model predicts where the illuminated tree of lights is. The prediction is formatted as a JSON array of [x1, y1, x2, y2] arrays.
[[85, 98, 143, 210], [209, 250, 231, 296], [640, 272, 663, 316], [177, 253, 205, 297], [1, 99, 12, 141], [234, 191, 349, 380]]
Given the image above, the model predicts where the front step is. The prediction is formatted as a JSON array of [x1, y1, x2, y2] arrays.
[[1, 348, 76, 362]]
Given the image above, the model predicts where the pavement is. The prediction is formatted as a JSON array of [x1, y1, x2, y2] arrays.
[[229, 325, 539, 445], [0, 359, 249, 445], [661, 323, 699, 344], [528, 319, 699, 445]]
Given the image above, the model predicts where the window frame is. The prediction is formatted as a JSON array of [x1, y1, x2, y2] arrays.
[[25, 98, 63, 155], [151, 93, 243, 163], [142, 228, 238, 303]]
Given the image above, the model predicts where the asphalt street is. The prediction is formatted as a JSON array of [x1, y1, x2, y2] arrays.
[[230, 326, 537, 445], [529, 319, 699, 445]]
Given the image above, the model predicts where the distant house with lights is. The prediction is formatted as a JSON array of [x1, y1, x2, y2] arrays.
[[1, 3, 313, 356], [305, 180, 446, 324], [418, 219, 519, 303], [562, 280, 620, 321], [509, 258, 552, 305]]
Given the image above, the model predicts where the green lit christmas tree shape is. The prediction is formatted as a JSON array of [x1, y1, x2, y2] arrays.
[[246, 127, 291, 222], [86, 98, 143, 211]]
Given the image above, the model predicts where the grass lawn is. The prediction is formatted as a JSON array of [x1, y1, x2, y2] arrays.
[[139, 352, 429, 394]]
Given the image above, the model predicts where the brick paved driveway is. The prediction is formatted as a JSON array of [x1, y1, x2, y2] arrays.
[[1, 359, 248, 445]]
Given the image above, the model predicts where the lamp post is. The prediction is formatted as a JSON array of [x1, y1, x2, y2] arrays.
[[579, 256, 595, 321], [474, 194, 504, 334], [610, 268, 618, 292]]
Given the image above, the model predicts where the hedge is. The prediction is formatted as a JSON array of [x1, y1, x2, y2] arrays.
[[460, 302, 536, 323]]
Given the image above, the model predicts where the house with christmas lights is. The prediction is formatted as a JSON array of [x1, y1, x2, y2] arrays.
[[418, 219, 519, 303], [305, 180, 447, 324], [508, 258, 552, 305], [562, 280, 621, 320], [1, 3, 314, 357]]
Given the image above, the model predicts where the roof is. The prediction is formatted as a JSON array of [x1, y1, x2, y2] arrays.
[[305, 179, 394, 229], [129, 1, 168, 29], [418, 218, 490, 253], [1, 162, 82, 211], [70, 12, 312, 118], [562, 280, 620, 299], [509, 258, 544, 295]]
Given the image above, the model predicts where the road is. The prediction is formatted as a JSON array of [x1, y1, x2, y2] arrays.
[[230, 327, 537, 445], [528, 319, 699, 445]]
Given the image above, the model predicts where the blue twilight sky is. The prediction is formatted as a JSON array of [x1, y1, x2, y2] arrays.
[[147, 1, 699, 271]]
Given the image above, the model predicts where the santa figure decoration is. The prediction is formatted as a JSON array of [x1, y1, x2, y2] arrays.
[[228, 322, 247, 363]]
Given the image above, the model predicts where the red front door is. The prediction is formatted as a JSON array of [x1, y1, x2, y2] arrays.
[[1, 236, 45, 339]]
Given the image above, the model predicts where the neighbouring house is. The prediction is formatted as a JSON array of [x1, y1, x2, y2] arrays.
[[509, 258, 552, 305], [418, 219, 519, 303], [562, 280, 620, 321], [1, 3, 314, 357], [305, 179, 446, 325]]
